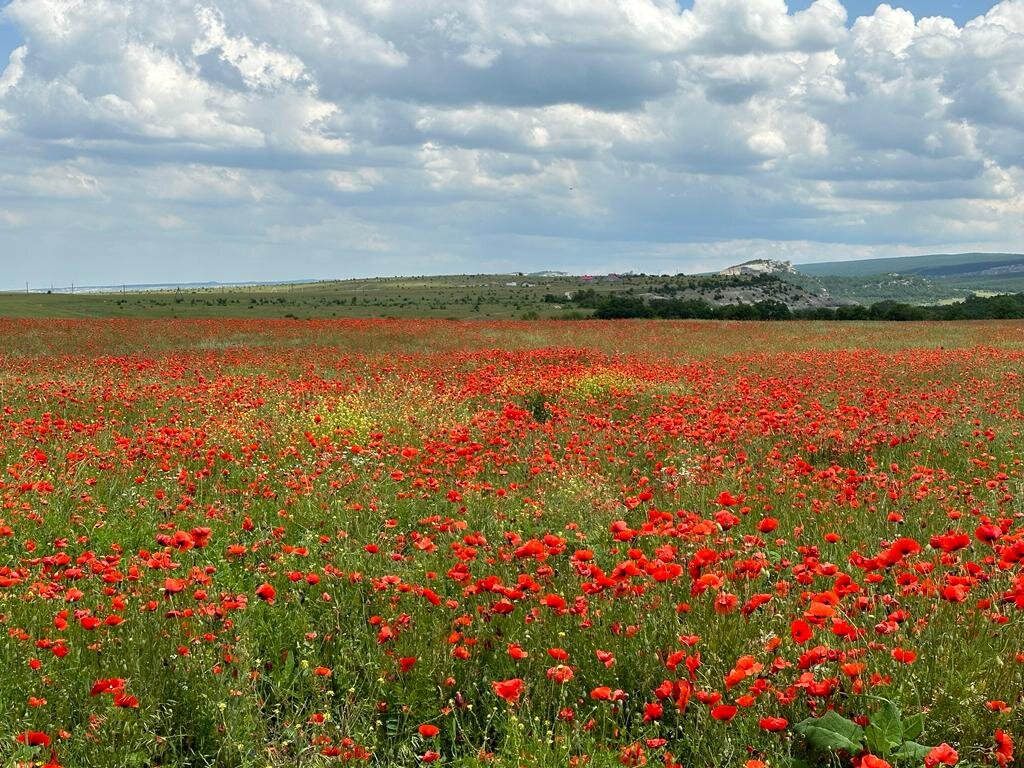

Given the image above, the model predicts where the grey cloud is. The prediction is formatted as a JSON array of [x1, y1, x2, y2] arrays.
[[318, 49, 679, 111]]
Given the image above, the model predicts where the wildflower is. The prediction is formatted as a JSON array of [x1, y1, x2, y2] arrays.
[[546, 665, 574, 684], [255, 583, 276, 603], [758, 717, 788, 732], [710, 704, 737, 721], [790, 619, 813, 645], [925, 743, 958, 767], [491, 678, 524, 703], [995, 730, 1014, 768], [16, 731, 51, 747]]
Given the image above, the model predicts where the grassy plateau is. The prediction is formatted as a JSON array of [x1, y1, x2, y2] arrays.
[[0, 277, 616, 320]]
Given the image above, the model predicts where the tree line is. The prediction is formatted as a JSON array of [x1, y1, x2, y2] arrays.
[[589, 292, 1024, 321]]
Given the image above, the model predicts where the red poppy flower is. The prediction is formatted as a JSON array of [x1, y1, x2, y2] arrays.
[[16, 731, 51, 747], [91, 678, 126, 696], [930, 532, 970, 553], [507, 643, 528, 660], [891, 647, 917, 664], [255, 583, 276, 603], [995, 730, 1014, 768], [113, 692, 139, 708], [759, 716, 788, 732], [710, 704, 737, 721], [163, 578, 186, 595], [790, 619, 813, 645], [417, 724, 439, 738], [619, 742, 647, 767], [924, 743, 958, 767], [546, 665, 574, 684], [491, 678, 524, 703], [975, 524, 1001, 543]]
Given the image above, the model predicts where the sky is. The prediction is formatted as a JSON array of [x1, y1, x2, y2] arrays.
[[0, 0, 1022, 288]]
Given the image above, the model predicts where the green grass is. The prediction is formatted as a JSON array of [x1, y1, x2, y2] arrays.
[[1, 320, 1023, 768], [0, 276, 590, 320]]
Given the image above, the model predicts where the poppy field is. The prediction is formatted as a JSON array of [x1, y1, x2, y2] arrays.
[[1, 318, 1022, 768]]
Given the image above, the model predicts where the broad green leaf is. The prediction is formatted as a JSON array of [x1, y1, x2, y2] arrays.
[[793, 711, 865, 753], [902, 712, 925, 741], [866, 700, 903, 754], [892, 741, 934, 761]]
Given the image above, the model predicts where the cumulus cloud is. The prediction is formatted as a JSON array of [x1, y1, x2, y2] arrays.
[[0, 0, 1022, 286], [192, 6, 308, 91], [0, 46, 26, 93]]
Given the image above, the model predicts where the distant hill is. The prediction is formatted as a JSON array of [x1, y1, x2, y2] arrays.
[[718, 259, 797, 277], [34, 278, 320, 295], [785, 252, 1024, 305], [796, 252, 1024, 278], [6, 256, 1024, 320]]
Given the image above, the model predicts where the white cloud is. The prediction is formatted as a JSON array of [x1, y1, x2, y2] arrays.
[[142, 164, 277, 203], [0, 0, 1023, 287], [154, 213, 186, 229], [325, 168, 382, 192], [850, 4, 917, 57], [0, 46, 26, 93], [0, 209, 26, 225], [192, 5, 310, 92], [685, 0, 848, 54], [5, 164, 106, 199], [265, 213, 394, 253]]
